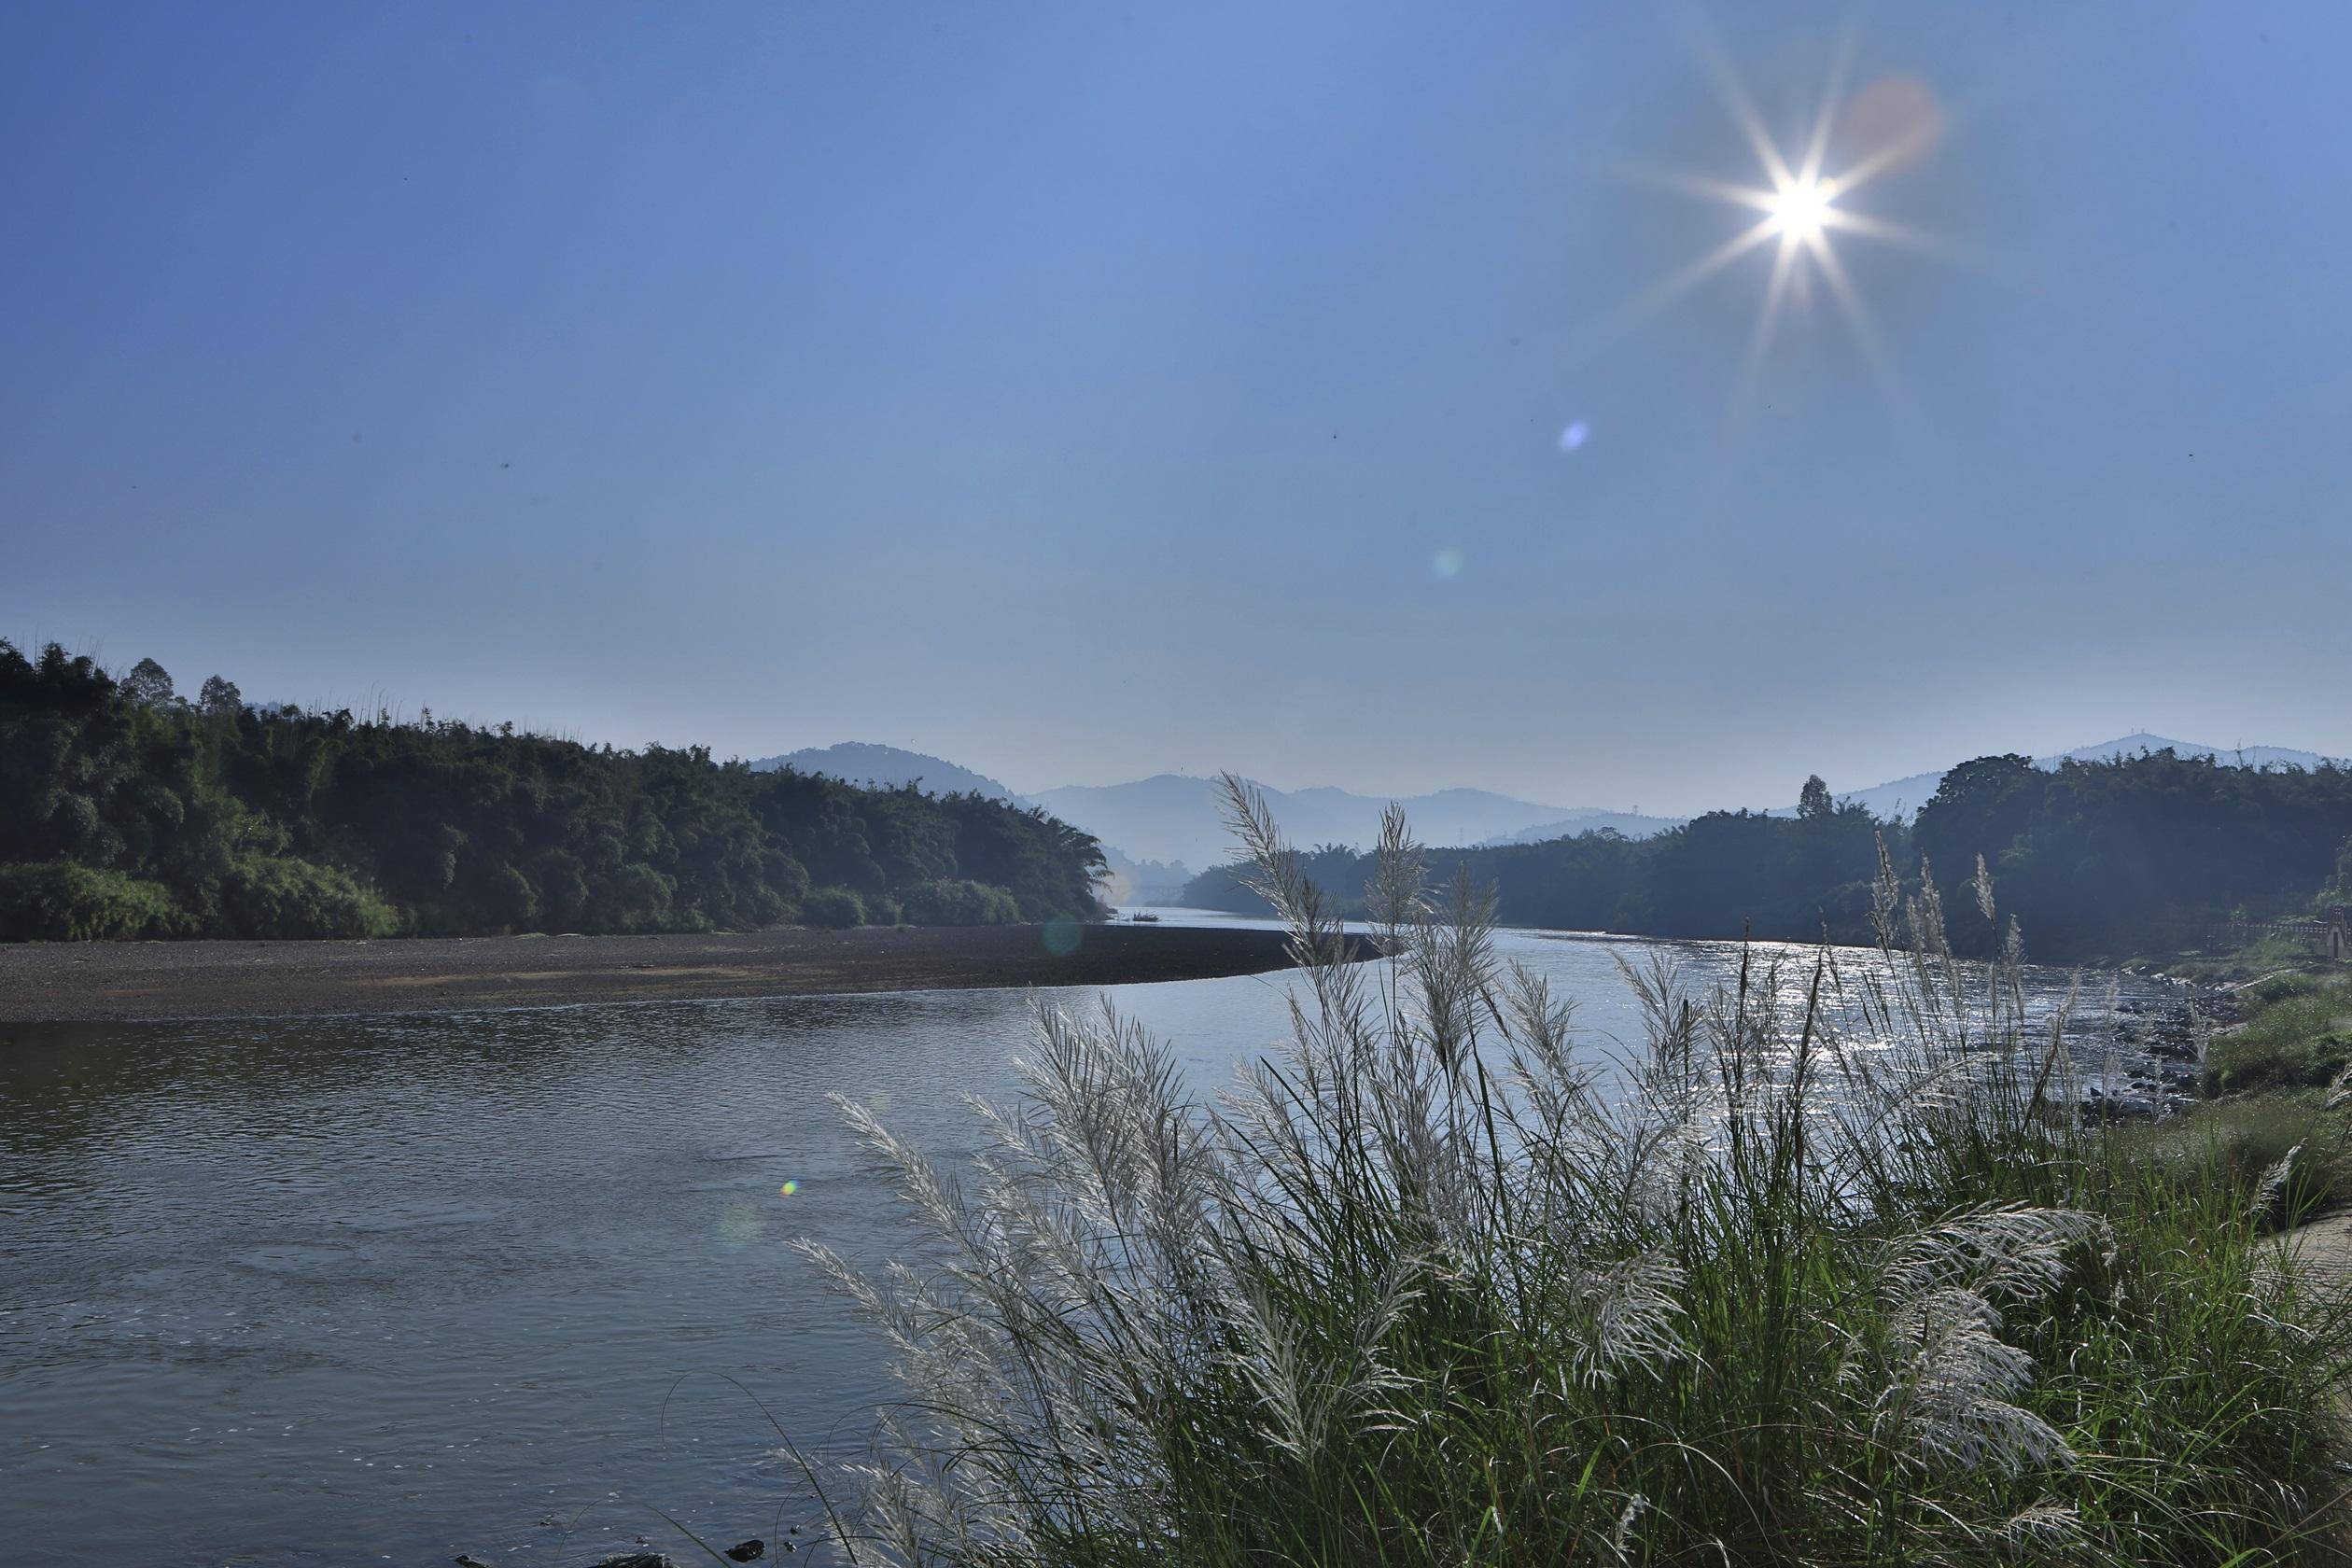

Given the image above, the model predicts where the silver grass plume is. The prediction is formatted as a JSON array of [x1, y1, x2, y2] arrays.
[[2001, 1499, 2085, 1550], [1571, 1249, 1687, 1387], [1876, 1285, 2074, 1473], [1874, 1206, 2106, 1474], [2252, 1143, 2303, 1218]]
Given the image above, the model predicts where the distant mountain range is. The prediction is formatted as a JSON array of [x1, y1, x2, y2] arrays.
[[749, 741, 1021, 802], [1477, 809, 1687, 847], [746, 746, 1640, 887], [749, 734, 2343, 896], [1027, 777, 1614, 873]]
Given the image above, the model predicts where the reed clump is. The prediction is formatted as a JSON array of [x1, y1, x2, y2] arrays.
[[797, 779, 2351, 1565]]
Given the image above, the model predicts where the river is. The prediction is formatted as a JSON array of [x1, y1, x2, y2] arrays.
[[0, 912, 2188, 1564]]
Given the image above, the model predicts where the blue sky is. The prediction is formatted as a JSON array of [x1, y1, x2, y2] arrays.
[[5, 1, 2346, 814]]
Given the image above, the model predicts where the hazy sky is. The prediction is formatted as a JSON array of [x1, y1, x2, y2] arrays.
[[6, 2, 2347, 815]]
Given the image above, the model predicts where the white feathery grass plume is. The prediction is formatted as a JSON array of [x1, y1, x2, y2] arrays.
[[2037, 973, 2087, 1119], [832, 1092, 973, 1249], [1875, 1284, 2075, 1474], [2252, 1143, 2303, 1218], [1219, 773, 1352, 978], [2001, 1499, 2085, 1549], [1224, 1277, 1320, 1462], [1870, 833, 1904, 950], [1363, 798, 1427, 941], [1572, 1248, 1688, 1386], [1333, 1253, 1425, 1426], [1883, 1205, 2113, 1305], [1873, 1206, 2102, 1476], [1602, 953, 1715, 1229], [1405, 865, 1499, 1077], [2097, 973, 2125, 1087]]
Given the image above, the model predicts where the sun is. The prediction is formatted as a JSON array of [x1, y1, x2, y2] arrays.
[[1593, 23, 1951, 425], [1766, 175, 1834, 243]]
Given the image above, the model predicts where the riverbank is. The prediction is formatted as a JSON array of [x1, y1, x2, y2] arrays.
[[2115, 962, 2352, 1215], [0, 922, 1380, 1023]]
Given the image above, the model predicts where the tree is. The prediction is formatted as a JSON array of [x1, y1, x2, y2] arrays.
[[198, 675, 243, 716], [1913, 753, 2040, 897], [801, 887, 866, 930], [1798, 775, 1833, 821], [122, 657, 176, 707], [2323, 833, 2352, 909]]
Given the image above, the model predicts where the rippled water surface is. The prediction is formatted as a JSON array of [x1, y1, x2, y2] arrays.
[[0, 913, 2182, 1564]]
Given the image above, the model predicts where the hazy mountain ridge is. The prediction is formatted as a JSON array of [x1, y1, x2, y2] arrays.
[[1478, 809, 1688, 847], [1029, 775, 1602, 872], [749, 735, 2344, 885], [748, 749, 1625, 873], [748, 742, 1022, 803]]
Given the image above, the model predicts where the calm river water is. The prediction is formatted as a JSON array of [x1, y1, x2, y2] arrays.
[[0, 912, 2183, 1565]]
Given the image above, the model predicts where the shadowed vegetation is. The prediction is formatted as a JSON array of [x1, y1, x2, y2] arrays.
[[1183, 753, 2352, 962], [0, 641, 1105, 941], [2204, 972, 2352, 1097], [2114, 969, 2352, 1224]]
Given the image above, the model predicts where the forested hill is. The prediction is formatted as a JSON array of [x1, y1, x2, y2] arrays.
[[1182, 754, 2352, 960], [0, 642, 1106, 942]]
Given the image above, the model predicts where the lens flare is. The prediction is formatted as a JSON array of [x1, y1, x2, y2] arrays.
[[779, 1180, 799, 1197]]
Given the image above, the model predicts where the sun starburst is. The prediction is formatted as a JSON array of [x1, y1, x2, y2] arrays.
[[1766, 175, 1834, 242], [1595, 22, 1951, 428]]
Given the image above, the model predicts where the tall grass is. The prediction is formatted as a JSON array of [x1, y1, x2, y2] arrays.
[[2205, 971, 2352, 1096], [796, 780, 2351, 1565]]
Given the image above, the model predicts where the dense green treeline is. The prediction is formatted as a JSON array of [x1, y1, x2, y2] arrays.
[[0, 641, 1105, 942], [1912, 750, 2352, 952], [1183, 754, 2352, 959]]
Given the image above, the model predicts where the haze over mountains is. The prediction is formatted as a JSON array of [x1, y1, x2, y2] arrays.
[[749, 742, 1021, 803], [1026, 777, 1617, 874], [1478, 809, 1694, 847], [754, 735, 2343, 899], [749, 744, 1614, 894]]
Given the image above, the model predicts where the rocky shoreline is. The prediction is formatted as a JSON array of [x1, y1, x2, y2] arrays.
[[2097, 983, 2239, 1117]]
